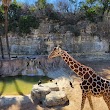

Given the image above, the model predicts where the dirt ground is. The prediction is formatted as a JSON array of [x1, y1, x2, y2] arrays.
[[1, 60, 110, 110]]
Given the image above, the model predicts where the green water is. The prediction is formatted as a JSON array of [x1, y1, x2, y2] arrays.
[[0, 76, 50, 95]]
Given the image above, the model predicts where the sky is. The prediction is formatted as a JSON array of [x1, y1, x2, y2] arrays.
[[16, 0, 85, 5], [17, 0, 55, 4]]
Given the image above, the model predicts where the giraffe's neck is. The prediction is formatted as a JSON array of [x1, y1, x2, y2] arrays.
[[61, 50, 94, 78]]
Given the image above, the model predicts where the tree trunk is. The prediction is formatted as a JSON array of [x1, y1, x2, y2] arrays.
[[0, 36, 4, 59], [5, 7, 10, 59]]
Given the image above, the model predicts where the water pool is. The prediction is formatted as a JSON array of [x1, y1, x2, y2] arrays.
[[0, 76, 50, 95]]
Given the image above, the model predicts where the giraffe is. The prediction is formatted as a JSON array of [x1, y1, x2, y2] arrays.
[[48, 46, 110, 110]]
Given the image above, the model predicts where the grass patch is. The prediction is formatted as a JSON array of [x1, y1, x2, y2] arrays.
[[0, 76, 50, 95]]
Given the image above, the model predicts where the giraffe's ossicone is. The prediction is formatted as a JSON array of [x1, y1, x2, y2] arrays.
[[48, 46, 110, 110]]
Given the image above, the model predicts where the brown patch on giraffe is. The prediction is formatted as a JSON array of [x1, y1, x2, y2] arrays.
[[93, 88, 97, 92], [63, 57, 66, 59], [70, 65, 74, 69], [66, 57, 68, 60], [77, 63, 81, 66], [74, 69, 78, 73], [88, 77, 92, 83], [87, 68, 89, 71], [101, 87, 104, 90], [96, 85, 100, 88], [104, 83, 108, 88], [92, 74, 96, 78], [69, 58, 72, 61], [98, 88, 101, 92], [84, 73, 89, 79], [63, 53, 66, 56], [82, 80, 87, 85], [83, 86, 88, 90], [83, 71, 85, 74], [65, 59, 68, 62], [70, 61, 74, 65], [67, 61, 69, 65], [79, 67, 82, 71], [101, 79, 105, 83], [74, 64, 78, 68], [80, 85, 83, 89], [102, 83, 104, 87], [97, 81, 101, 86], [89, 86, 92, 89], [87, 83, 90, 86], [83, 68, 86, 71], [92, 82, 96, 87], [78, 72, 83, 76], [106, 81, 109, 84], [97, 76, 100, 80], [89, 70, 93, 75]]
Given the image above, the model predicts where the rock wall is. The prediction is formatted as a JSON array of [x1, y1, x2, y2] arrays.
[[0, 20, 110, 57], [0, 56, 71, 77], [0, 54, 110, 77]]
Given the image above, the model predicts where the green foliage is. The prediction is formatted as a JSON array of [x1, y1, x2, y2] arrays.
[[0, 5, 4, 23], [45, 3, 62, 21], [0, 2, 40, 35], [19, 15, 39, 35], [8, 3, 22, 33], [46, 10, 61, 20], [81, 0, 104, 22], [84, 0, 110, 18], [86, 0, 96, 4], [37, 0, 47, 9], [0, 5, 4, 35], [86, 7, 97, 22]]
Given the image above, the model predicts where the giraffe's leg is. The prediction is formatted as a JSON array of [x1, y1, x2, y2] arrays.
[[103, 93, 110, 110], [81, 92, 87, 110], [87, 95, 94, 110]]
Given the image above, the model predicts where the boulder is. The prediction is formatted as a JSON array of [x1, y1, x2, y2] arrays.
[[31, 82, 59, 100], [40, 83, 59, 91], [31, 85, 51, 100], [44, 91, 69, 107]]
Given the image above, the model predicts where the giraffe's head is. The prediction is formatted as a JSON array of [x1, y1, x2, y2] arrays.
[[48, 46, 62, 59]]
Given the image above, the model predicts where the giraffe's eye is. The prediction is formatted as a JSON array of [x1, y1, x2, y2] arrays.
[[54, 48, 56, 50]]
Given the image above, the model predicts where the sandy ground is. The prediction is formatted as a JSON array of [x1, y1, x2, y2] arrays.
[[1, 60, 110, 110], [1, 78, 108, 110]]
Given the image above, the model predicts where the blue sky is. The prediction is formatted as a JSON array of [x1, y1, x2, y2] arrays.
[[16, 0, 85, 5], [17, 0, 55, 4], [16, 0, 85, 11]]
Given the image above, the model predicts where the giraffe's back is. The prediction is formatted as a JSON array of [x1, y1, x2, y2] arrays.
[[81, 73, 110, 97]]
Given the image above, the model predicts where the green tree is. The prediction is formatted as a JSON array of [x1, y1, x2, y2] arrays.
[[18, 15, 39, 35], [36, 0, 46, 9], [80, 0, 104, 22], [99, 0, 110, 15], [8, 2, 22, 33]]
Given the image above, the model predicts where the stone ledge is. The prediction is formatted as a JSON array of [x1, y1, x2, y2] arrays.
[[31, 82, 59, 100], [44, 91, 69, 107], [0, 95, 32, 108], [31, 82, 69, 107]]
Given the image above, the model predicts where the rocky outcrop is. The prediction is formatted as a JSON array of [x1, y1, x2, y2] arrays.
[[1, 21, 110, 57], [31, 82, 69, 107], [44, 91, 68, 107], [0, 56, 72, 77], [31, 82, 59, 100], [31, 86, 51, 100], [0, 95, 31, 108], [0, 59, 27, 76]]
